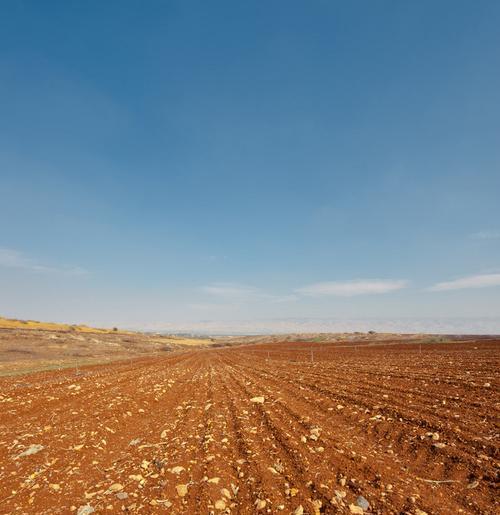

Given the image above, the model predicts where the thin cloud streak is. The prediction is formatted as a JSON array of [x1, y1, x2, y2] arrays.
[[470, 230, 500, 240], [201, 282, 259, 298], [201, 282, 297, 303], [296, 279, 409, 297], [0, 248, 87, 276], [429, 273, 500, 291]]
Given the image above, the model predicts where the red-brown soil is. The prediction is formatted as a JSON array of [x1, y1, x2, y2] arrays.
[[0, 339, 498, 514]]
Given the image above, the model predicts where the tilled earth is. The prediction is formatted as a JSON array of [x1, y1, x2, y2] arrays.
[[0, 340, 498, 514]]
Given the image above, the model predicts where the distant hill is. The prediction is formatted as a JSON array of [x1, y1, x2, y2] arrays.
[[0, 316, 128, 334], [0, 315, 214, 376]]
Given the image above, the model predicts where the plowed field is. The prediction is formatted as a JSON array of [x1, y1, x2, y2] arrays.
[[0, 340, 498, 514]]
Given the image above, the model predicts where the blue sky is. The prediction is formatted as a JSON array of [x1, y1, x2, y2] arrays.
[[1, 1, 499, 332]]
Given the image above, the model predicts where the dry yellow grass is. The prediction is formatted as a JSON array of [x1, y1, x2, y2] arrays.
[[148, 335, 213, 346], [0, 316, 127, 333], [0, 316, 213, 346]]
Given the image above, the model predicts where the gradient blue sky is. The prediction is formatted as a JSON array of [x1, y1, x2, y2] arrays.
[[1, 1, 499, 331]]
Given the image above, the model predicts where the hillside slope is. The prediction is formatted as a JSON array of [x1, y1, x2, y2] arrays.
[[0, 316, 212, 376]]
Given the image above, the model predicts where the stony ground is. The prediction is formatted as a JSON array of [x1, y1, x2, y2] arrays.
[[0, 339, 498, 514]]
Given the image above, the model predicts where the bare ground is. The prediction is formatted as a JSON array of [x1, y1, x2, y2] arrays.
[[0, 327, 210, 376], [0, 338, 498, 514]]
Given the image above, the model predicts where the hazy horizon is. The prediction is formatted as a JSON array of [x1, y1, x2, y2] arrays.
[[132, 318, 500, 336]]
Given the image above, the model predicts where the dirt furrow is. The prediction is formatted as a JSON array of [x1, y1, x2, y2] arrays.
[[0, 341, 497, 514]]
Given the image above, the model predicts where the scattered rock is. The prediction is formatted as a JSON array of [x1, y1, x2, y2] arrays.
[[293, 506, 304, 515], [116, 492, 128, 500], [310, 427, 321, 437], [176, 484, 188, 497], [215, 499, 226, 510], [255, 499, 267, 510], [356, 495, 370, 511], [77, 506, 95, 515], [17, 444, 44, 458], [250, 396, 265, 404], [170, 466, 185, 475], [107, 483, 123, 493], [349, 504, 364, 514]]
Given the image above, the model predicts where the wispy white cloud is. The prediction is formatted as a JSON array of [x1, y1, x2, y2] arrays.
[[201, 282, 257, 297], [201, 282, 297, 303], [470, 230, 500, 240], [429, 273, 500, 291], [296, 279, 408, 297], [0, 248, 87, 276]]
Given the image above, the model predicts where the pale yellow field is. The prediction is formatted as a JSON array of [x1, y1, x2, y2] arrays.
[[0, 317, 212, 345], [0, 316, 128, 334]]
